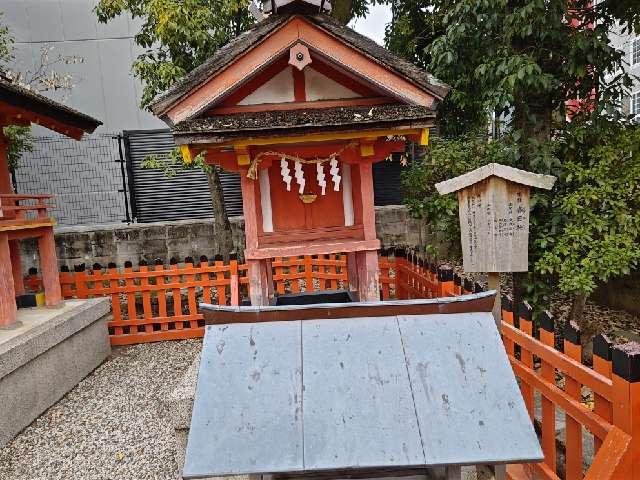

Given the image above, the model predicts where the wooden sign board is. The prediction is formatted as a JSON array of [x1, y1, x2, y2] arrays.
[[458, 177, 530, 272], [435, 163, 556, 274]]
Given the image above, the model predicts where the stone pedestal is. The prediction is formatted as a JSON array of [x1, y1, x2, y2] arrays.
[[0, 298, 111, 447]]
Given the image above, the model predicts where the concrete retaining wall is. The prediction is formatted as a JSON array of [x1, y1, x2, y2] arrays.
[[0, 298, 111, 447], [20, 205, 431, 269]]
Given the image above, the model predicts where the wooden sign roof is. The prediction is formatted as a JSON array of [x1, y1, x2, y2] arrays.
[[435, 163, 557, 195], [184, 303, 542, 478], [0, 77, 101, 140], [150, 13, 449, 131]]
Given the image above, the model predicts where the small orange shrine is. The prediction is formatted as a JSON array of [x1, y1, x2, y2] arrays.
[[151, 0, 448, 305], [0, 77, 100, 328]]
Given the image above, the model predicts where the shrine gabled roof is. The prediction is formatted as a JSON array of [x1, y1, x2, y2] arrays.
[[149, 13, 449, 119], [171, 103, 436, 144], [0, 77, 101, 138]]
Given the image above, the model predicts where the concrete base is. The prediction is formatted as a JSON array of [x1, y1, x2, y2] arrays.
[[0, 298, 111, 448]]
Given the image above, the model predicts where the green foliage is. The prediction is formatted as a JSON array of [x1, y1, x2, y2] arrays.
[[377, 0, 487, 135], [141, 147, 209, 176], [428, 0, 631, 145], [534, 121, 640, 295], [0, 13, 14, 67], [3, 126, 34, 171]]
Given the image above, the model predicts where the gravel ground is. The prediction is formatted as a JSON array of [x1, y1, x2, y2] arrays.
[[0, 339, 202, 480]]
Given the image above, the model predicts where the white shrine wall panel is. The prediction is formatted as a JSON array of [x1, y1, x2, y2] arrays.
[[238, 67, 295, 105]]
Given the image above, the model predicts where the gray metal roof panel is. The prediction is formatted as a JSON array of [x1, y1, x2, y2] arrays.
[[184, 310, 542, 478]]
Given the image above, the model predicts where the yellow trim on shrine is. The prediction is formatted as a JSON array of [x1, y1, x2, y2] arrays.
[[211, 128, 424, 149], [180, 144, 193, 163], [0, 221, 56, 232], [419, 128, 430, 146]]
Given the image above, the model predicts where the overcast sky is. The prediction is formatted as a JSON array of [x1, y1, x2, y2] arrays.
[[349, 4, 392, 46]]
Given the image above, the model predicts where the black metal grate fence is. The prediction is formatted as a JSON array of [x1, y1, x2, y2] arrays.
[[13, 133, 129, 226]]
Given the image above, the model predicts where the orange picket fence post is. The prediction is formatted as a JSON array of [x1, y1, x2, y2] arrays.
[[500, 295, 637, 480]]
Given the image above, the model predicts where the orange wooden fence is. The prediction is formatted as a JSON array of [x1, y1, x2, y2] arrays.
[[24, 247, 639, 478], [501, 297, 639, 480]]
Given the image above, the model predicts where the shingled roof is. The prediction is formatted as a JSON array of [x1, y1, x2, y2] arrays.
[[171, 103, 436, 144], [150, 13, 449, 118], [0, 77, 101, 135]]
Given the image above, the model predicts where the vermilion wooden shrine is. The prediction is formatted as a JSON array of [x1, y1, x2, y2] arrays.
[[0, 76, 100, 328], [151, 0, 448, 305]]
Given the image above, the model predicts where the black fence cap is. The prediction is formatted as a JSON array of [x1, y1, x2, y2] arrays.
[[394, 247, 406, 258], [169, 257, 179, 265], [124, 260, 133, 268], [564, 320, 581, 345], [454, 273, 462, 286], [501, 294, 513, 312], [418, 258, 424, 267], [519, 301, 533, 321], [214, 254, 224, 262], [108, 262, 117, 269], [463, 278, 474, 292], [438, 265, 453, 282], [92, 262, 103, 270], [593, 334, 613, 361], [60, 265, 69, 273], [229, 252, 238, 261], [612, 342, 640, 382], [184, 256, 195, 264], [473, 282, 484, 293], [74, 263, 86, 272], [430, 263, 438, 274], [28, 267, 38, 275], [154, 258, 164, 266], [540, 310, 554, 332], [139, 259, 148, 267]]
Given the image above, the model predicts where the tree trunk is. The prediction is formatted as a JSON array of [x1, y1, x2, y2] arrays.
[[205, 166, 235, 260], [568, 292, 594, 363]]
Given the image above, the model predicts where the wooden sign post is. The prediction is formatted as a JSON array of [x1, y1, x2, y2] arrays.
[[435, 163, 556, 323]]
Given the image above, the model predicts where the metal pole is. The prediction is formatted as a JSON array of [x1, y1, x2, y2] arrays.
[[115, 134, 132, 224]]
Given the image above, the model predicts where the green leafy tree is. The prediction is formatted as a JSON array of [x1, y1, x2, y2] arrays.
[[377, 0, 485, 136], [533, 121, 640, 332], [95, 0, 370, 257], [400, 0, 640, 332]]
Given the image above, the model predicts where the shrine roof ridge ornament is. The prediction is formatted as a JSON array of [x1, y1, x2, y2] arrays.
[[149, 13, 449, 119], [435, 162, 557, 195]]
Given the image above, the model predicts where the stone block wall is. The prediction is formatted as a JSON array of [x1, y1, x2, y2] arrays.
[[20, 205, 424, 270]]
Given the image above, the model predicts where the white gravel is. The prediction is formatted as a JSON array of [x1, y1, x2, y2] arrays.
[[0, 339, 202, 480]]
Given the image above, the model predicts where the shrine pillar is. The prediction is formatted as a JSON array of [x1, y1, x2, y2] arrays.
[[346, 158, 380, 302], [9, 240, 24, 295], [240, 169, 273, 306], [0, 232, 17, 327], [38, 228, 62, 307]]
